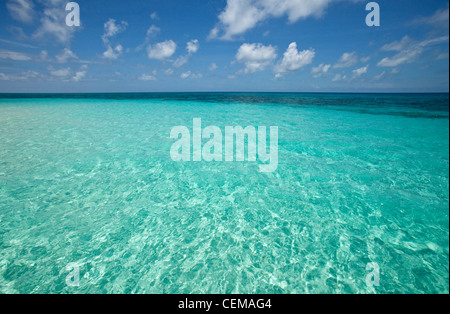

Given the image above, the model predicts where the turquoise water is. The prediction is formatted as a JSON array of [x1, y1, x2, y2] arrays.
[[0, 93, 448, 294]]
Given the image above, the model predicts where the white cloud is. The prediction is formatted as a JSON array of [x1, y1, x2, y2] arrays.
[[332, 73, 346, 82], [139, 74, 156, 81], [210, 0, 263, 40], [139, 71, 157, 81], [103, 45, 123, 60], [72, 71, 86, 82], [136, 25, 160, 52], [377, 51, 419, 67], [174, 55, 189, 68], [174, 40, 200, 67], [0, 70, 39, 81], [209, 63, 218, 71], [413, 6, 449, 30], [180, 71, 192, 79], [0, 49, 31, 61], [378, 36, 449, 67], [47, 65, 88, 81], [150, 12, 159, 20], [8, 26, 28, 40], [0, 38, 37, 49], [436, 52, 449, 60], [209, 27, 220, 39], [146, 25, 160, 38], [147, 40, 177, 60], [373, 71, 386, 81], [352, 65, 369, 78], [334, 52, 358, 68], [381, 36, 412, 52], [211, 0, 342, 40], [39, 50, 49, 61], [101, 19, 127, 60], [33, 0, 77, 44], [311, 63, 331, 77], [6, 0, 34, 24], [48, 65, 87, 81], [236, 43, 277, 73], [275, 42, 315, 75], [50, 67, 71, 77], [102, 19, 128, 44], [180, 71, 203, 79], [187, 39, 200, 54], [56, 48, 78, 63], [73, 65, 88, 82]]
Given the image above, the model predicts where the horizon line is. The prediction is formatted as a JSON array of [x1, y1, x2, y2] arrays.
[[1, 91, 449, 95]]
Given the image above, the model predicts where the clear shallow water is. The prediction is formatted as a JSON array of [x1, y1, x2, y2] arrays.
[[0, 93, 448, 294]]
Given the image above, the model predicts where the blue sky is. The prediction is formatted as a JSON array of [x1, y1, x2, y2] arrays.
[[0, 0, 449, 93]]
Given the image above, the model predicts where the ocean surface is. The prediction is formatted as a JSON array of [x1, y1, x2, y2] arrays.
[[0, 93, 448, 294]]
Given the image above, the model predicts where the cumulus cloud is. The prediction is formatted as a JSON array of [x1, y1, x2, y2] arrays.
[[311, 63, 331, 77], [180, 71, 203, 79], [146, 25, 161, 38], [6, 0, 35, 24], [101, 19, 127, 60], [180, 71, 192, 79], [136, 25, 160, 52], [56, 48, 78, 63], [39, 50, 49, 61], [139, 74, 156, 81], [209, 63, 218, 71], [275, 42, 315, 75], [139, 71, 157, 81], [332, 73, 346, 82], [103, 44, 123, 60], [72, 71, 86, 82], [33, 0, 78, 44], [174, 40, 200, 68], [187, 39, 200, 54], [147, 40, 177, 60], [150, 12, 159, 20], [334, 52, 358, 68], [50, 67, 71, 78], [73, 65, 88, 82], [102, 19, 128, 44], [210, 0, 342, 40], [378, 35, 449, 67], [49, 65, 87, 81], [236, 43, 277, 73], [352, 65, 369, 78]]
